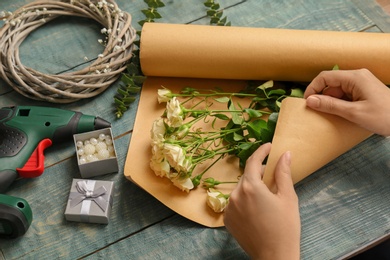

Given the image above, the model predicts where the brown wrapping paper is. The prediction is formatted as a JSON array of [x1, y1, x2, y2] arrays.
[[125, 23, 377, 227], [140, 23, 390, 84], [262, 97, 372, 192]]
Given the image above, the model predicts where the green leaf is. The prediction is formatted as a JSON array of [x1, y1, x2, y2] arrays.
[[261, 129, 273, 143], [117, 88, 128, 96], [114, 97, 125, 106], [122, 97, 136, 103], [237, 142, 261, 168], [268, 89, 286, 96], [233, 132, 244, 141], [229, 102, 242, 125], [126, 86, 142, 94], [126, 63, 139, 75], [121, 74, 134, 85], [244, 108, 263, 119], [238, 142, 253, 150], [204, 0, 213, 7], [132, 76, 146, 85], [214, 97, 230, 103], [290, 88, 304, 97], [260, 112, 279, 143], [332, 64, 339, 70], [212, 113, 230, 120], [247, 119, 267, 140], [210, 17, 220, 23], [267, 112, 279, 132], [207, 10, 216, 16], [257, 80, 274, 90]]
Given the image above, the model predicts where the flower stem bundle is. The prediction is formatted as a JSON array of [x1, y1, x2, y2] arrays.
[[150, 81, 304, 212]]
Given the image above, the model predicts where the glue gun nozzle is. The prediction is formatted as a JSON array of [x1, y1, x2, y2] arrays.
[[94, 117, 111, 130]]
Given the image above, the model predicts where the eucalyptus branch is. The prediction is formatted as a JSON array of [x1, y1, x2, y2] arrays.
[[114, 0, 165, 119], [204, 0, 231, 26]]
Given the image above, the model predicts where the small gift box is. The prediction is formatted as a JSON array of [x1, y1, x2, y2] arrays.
[[65, 179, 114, 224], [73, 128, 119, 178]]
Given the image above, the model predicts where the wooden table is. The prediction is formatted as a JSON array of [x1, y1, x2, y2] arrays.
[[0, 0, 389, 259]]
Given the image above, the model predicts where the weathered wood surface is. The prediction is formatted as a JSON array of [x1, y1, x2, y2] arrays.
[[0, 0, 389, 259]]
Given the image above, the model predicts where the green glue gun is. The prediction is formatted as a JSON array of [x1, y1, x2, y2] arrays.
[[0, 105, 111, 192], [0, 194, 32, 239]]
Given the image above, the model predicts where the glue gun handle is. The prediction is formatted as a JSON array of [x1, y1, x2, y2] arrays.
[[0, 170, 18, 193]]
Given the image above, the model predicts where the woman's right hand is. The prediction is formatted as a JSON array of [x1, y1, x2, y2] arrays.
[[304, 69, 390, 136]]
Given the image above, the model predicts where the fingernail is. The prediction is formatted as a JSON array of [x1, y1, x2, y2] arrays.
[[306, 96, 320, 108]]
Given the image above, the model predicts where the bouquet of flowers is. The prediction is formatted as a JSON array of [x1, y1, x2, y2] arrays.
[[149, 81, 303, 212]]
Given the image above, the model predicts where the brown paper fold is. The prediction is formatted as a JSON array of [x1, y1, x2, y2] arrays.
[[263, 97, 372, 191], [140, 23, 390, 84]]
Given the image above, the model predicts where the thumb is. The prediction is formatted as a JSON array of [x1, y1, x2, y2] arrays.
[[306, 95, 356, 120], [274, 151, 295, 197]]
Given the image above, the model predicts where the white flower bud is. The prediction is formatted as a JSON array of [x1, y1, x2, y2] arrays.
[[206, 188, 228, 213]]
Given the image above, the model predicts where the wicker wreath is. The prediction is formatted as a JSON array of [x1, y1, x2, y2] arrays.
[[0, 0, 136, 103]]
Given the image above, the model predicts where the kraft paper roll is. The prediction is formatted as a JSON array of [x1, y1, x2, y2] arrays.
[[140, 23, 390, 84]]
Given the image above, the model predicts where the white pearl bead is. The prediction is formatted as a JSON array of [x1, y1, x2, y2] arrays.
[[97, 149, 110, 160], [90, 138, 98, 145], [76, 141, 84, 148], [95, 141, 107, 152], [77, 148, 84, 156], [79, 158, 87, 164], [84, 144, 96, 155], [99, 133, 106, 141]]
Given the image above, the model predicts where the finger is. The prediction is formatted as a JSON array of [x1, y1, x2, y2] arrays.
[[243, 143, 271, 182], [304, 70, 356, 98], [306, 94, 360, 122], [274, 151, 295, 197]]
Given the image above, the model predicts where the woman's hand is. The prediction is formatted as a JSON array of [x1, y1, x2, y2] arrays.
[[224, 143, 300, 260], [304, 69, 390, 136]]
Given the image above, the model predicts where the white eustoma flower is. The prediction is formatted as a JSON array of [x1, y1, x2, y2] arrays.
[[206, 188, 228, 213], [163, 143, 186, 171], [178, 158, 192, 173], [166, 97, 184, 128], [151, 118, 166, 140], [157, 88, 172, 103], [150, 158, 170, 178], [171, 177, 194, 193]]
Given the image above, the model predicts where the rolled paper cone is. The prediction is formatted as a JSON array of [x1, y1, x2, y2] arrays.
[[262, 97, 372, 192], [140, 23, 390, 84]]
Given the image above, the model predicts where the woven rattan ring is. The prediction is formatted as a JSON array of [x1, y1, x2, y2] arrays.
[[0, 0, 136, 103]]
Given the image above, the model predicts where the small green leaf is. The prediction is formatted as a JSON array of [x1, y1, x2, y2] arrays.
[[258, 80, 274, 90], [333, 64, 339, 70], [237, 142, 261, 168], [247, 119, 267, 140], [238, 142, 253, 150], [114, 97, 125, 106], [229, 102, 243, 125], [214, 97, 230, 103], [212, 113, 230, 120], [126, 86, 142, 94], [207, 10, 216, 16], [290, 88, 304, 97], [233, 132, 244, 141], [244, 108, 263, 119], [268, 89, 286, 96]]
